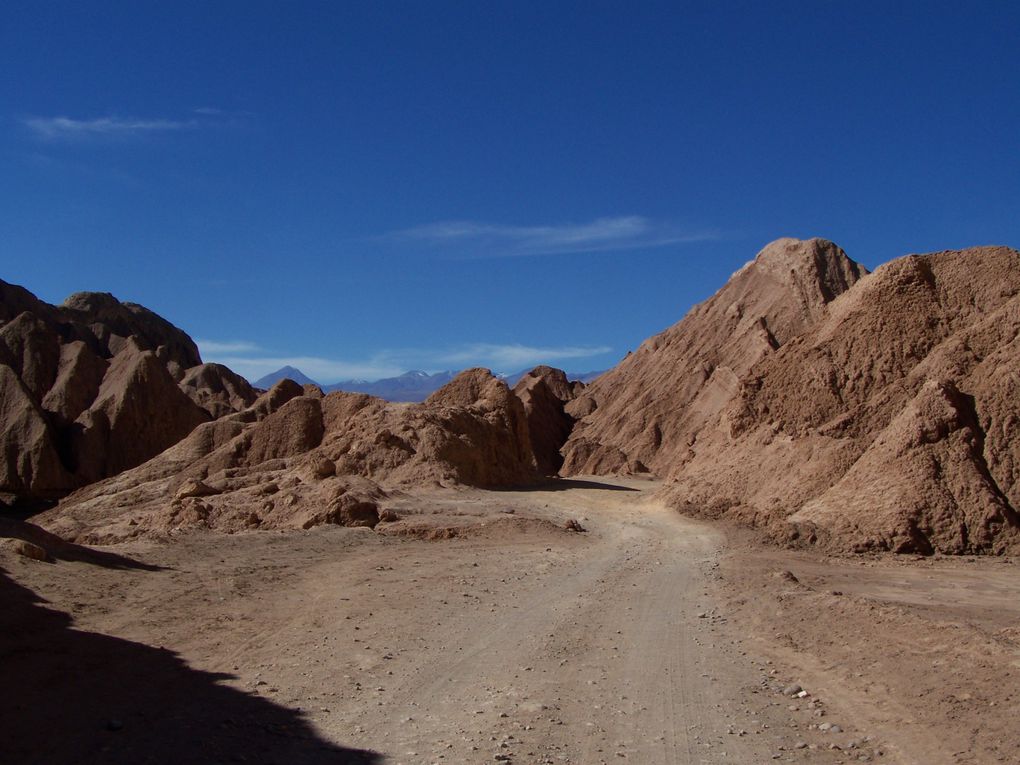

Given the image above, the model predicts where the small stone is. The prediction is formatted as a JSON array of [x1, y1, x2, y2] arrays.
[[782, 684, 802, 696], [11, 540, 49, 561], [174, 479, 219, 499]]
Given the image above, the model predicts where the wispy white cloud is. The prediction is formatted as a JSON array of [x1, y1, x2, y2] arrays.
[[191, 106, 254, 118], [382, 216, 718, 257], [22, 115, 197, 139], [433, 343, 613, 369], [196, 339, 264, 355], [199, 339, 613, 383], [21, 109, 251, 141]]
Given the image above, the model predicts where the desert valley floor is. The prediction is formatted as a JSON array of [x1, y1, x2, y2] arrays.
[[3, 478, 1018, 765]]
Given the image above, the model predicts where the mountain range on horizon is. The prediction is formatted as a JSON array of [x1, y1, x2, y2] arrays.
[[252, 366, 605, 402]]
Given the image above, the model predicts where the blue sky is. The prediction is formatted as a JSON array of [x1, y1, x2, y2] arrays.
[[3, 2, 1018, 382]]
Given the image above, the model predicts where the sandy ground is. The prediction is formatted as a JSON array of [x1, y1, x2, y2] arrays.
[[2, 478, 1018, 764]]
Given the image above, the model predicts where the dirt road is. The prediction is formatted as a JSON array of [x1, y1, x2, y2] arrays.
[[4, 479, 876, 764]]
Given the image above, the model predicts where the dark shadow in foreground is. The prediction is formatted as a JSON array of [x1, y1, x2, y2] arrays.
[[0, 567, 381, 765], [494, 477, 642, 493]]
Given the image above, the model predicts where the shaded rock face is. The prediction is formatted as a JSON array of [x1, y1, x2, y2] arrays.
[[39, 369, 541, 542], [60, 291, 202, 371], [179, 364, 259, 419], [70, 343, 210, 482], [0, 366, 70, 495], [561, 238, 867, 477], [0, 279, 258, 503], [513, 366, 583, 475]]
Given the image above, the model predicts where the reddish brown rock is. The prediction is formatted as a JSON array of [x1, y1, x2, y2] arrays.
[[0, 366, 71, 497], [245, 396, 325, 465], [250, 379, 305, 420], [0, 279, 256, 503], [179, 363, 258, 419], [513, 366, 582, 475], [72, 343, 210, 481], [38, 370, 540, 541], [788, 380, 1018, 553], [40, 341, 108, 425], [60, 290, 201, 369], [561, 238, 866, 477], [557, 238, 1020, 553], [569, 240, 1019, 553], [668, 245, 1020, 553], [0, 313, 62, 401]]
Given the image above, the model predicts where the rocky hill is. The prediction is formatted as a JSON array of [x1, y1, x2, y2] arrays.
[[561, 238, 867, 475], [0, 280, 257, 506], [38, 368, 545, 542], [13, 237, 1020, 556], [562, 238, 1020, 554]]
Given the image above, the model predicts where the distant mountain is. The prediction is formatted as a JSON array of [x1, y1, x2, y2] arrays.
[[252, 366, 604, 402], [325, 370, 457, 402], [252, 366, 319, 389]]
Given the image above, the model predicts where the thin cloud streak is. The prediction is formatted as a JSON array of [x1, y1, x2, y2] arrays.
[[383, 216, 719, 257], [196, 339, 264, 355], [434, 343, 613, 369], [22, 115, 197, 139], [199, 340, 614, 383]]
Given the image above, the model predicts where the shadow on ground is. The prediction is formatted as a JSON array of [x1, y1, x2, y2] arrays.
[[0, 565, 381, 764], [495, 477, 642, 493], [0, 518, 165, 570]]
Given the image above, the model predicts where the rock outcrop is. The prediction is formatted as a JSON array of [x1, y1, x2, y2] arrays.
[[513, 366, 584, 474], [561, 238, 866, 476], [562, 238, 1020, 554], [38, 368, 541, 542], [667, 245, 1020, 553], [0, 279, 258, 504], [179, 363, 261, 419]]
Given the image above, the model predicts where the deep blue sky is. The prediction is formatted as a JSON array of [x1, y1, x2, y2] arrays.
[[3, 2, 1018, 381]]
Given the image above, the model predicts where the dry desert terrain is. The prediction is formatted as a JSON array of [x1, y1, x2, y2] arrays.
[[4, 478, 1018, 765]]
